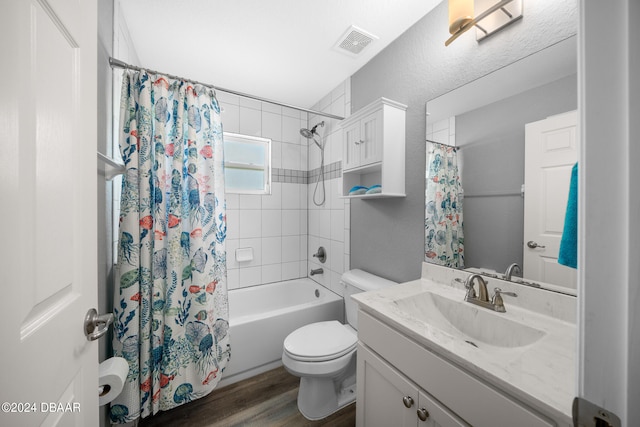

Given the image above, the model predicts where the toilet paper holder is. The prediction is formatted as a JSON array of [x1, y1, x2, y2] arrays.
[[84, 308, 114, 341]]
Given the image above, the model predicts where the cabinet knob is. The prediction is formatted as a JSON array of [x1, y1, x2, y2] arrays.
[[355, 139, 364, 145], [402, 396, 414, 408], [417, 408, 430, 421]]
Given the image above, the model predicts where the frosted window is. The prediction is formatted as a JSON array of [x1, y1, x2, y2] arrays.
[[223, 132, 271, 194]]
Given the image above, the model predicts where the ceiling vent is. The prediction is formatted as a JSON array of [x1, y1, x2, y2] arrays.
[[334, 25, 378, 57]]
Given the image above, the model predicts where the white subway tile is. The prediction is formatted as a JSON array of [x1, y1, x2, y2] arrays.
[[239, 266, 261, 287], [300, 185, 308, 210], [220, 103, 239, 133], [261, 111, 282, 141], [282, 142, 301, 170], [282, 183, 300, 210], [226, 193, 239, 210], [227, 268, 239, 290], [330, 209, 344, 242], [262, 182, 282, 210], [300, 235, 308, 261], [300, 210, 308, 235], [261, 237, 282, 265], [239, 210, 261, 238], [239, 106, 261, 136], [271, 140, 282, 169], [281, 209, 300, 236], [282, 235, 301, 263], [330, 240, 344, 274], [282, 115, 301, 144], [261, 210, 282, 237], [226, 209, 239, 239], [282, 262, 300, 280], [318, 209, 331, 240], [226, 239, 239, 269], [262, 264, 282, 284], [239, 194, 261, 209]]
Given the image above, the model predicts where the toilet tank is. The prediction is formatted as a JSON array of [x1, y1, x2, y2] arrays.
[[341, 269, 396, 330]]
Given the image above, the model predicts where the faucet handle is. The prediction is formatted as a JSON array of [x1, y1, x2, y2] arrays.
[[491, 287, 517, 312]]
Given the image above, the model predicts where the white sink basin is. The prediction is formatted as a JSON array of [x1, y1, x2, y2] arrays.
[[392, 291, 546, 348]]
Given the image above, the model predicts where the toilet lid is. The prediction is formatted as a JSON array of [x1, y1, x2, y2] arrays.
[[284, 321, 357, 362]]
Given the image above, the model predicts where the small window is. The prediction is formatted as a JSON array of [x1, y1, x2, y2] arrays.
[[223, 132, 271, 194]]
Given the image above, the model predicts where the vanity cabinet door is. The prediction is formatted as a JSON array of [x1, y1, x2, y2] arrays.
[[417, 390, 469, 427], [357, 343, 468, 427]]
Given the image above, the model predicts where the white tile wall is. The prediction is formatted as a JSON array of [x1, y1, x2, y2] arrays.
[[306, 79, 351, 296], [220, 98, 309, 288], [221, 79, 351, 292]]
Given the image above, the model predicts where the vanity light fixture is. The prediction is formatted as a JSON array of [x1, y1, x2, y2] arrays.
[[446, 0, 523, 46]]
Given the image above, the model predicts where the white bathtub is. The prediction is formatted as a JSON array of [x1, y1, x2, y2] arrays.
[[218, 278, 344, 387]]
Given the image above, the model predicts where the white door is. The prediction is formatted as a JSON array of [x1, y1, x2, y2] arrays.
[[0, 0, 98, 426], [523, 111, 578, 290]]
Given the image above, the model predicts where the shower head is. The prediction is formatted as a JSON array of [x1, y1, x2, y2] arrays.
[[299, 121, 325, 139]]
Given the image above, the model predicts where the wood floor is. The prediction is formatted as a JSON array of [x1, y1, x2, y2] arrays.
[[139, 367, 356, 427]]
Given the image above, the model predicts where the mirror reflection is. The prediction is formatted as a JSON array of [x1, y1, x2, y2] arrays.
[[425, 36, 577, 295]]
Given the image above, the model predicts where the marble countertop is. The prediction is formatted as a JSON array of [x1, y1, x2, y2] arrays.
[[352, 276, 576, 424]]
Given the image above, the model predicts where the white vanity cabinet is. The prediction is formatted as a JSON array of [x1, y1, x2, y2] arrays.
[[340, 97, 406, 198], [357, 343, 468, 427], [356, 310, 558, 427]]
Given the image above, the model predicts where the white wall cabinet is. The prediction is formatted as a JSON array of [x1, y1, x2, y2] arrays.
[[357, 310, 560, 427], [340, 98, 406, 199], [357, 343, 469, 427]]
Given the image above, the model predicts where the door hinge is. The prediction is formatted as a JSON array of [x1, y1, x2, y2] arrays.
[[573, 397, 621, 427]]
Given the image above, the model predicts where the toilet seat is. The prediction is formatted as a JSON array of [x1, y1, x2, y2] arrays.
[[283, 321, 357, 362]]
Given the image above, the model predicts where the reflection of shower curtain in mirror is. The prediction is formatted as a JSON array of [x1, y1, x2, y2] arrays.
[[111, 70, 230, 423], [425, 142, 464, 268]]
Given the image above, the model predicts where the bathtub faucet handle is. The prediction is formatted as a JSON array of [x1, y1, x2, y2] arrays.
[[312, 247, 326, 263]]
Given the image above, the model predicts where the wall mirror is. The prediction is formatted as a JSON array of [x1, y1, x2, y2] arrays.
[[425, 36, 578, 296]]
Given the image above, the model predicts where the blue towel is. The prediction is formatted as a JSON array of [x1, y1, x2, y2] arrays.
[[365, 185, 382, 194], [558, 163, 578, 268], [348, 185, 367, 195]]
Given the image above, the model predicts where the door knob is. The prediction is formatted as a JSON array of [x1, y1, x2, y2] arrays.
[[527, 240, 546, 249], [84, 308, 114, 341], [417, 408, 430, 421], [402, 396, 414, 408]]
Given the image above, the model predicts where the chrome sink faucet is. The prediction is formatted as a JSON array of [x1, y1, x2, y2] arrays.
[[464, 274, 518, 312], [504, 263, 522, 281]]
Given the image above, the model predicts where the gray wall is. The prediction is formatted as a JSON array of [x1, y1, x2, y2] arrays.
[[458, 74, 577, 273], [349, 0, 577, 283]]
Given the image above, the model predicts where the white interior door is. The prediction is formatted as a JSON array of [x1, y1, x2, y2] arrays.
[[0, 0, 98, 426], [523, 111, 578, 290]]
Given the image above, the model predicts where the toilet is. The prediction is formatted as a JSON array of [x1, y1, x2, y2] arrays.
[[282, 269, 396, 420]]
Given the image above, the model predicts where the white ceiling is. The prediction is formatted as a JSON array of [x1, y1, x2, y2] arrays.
[[119, 0, 441, 109]]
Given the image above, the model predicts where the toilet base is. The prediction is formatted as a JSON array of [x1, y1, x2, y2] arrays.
[[296, 365, 357, 421]]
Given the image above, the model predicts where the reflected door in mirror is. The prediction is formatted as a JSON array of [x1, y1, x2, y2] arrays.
[[523, 111, 578, 290]]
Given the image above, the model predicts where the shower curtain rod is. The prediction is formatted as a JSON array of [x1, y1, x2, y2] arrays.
[[109, 57, 345, 121], [426, 139, 461, 149]]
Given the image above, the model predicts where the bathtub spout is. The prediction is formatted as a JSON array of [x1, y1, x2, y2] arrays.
[[310, 268, 323, 276]]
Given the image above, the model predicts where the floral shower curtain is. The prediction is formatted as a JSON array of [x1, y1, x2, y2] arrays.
[[110, 70, 230, 423], [425, 142, 464, 268]]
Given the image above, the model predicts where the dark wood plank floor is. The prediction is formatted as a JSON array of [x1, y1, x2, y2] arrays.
[[139, 367, 356, 427]]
